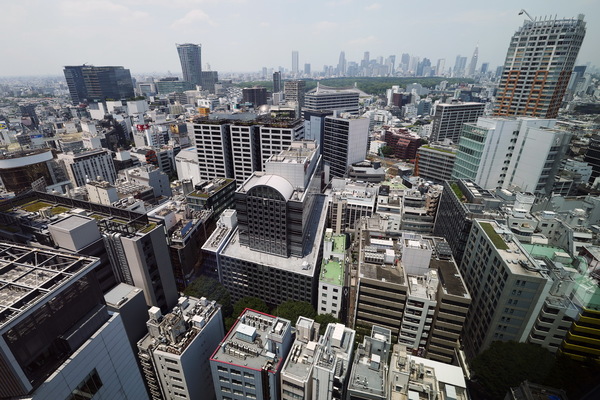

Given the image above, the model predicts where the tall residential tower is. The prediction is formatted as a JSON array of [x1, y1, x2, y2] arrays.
[[495, 14, 586, 118]]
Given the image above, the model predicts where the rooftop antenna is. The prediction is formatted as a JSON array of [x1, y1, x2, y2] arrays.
[[518, 9, 534, 21]]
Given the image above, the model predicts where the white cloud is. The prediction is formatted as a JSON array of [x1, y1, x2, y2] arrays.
[[170, 9, 217, 28], [59, 0, 149, 21], [259, 22, 270, 28], [365, 3, 381, 11]]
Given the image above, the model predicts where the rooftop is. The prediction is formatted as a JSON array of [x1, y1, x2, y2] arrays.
[[139, 296, 221, 356], [210, 309, 291, 372], [0, 242, 98, 330], [220, 196, 328, 277]]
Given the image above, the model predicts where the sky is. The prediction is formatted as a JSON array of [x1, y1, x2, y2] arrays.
[[2, 0, 599, 77]]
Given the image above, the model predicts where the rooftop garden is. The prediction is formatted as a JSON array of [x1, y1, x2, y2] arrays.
[[480, 222, 509, 250], [21, 201, 52, 212], [450, 182, 467, 202]]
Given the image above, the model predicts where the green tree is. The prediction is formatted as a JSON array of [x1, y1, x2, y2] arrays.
[[313, 313, 340, 335], [184, 276, 232, 317], [380, 145, 394, 157], [233, 297, 270, 316], [273, 301, 316, 325], [471, 341, 555, 399]]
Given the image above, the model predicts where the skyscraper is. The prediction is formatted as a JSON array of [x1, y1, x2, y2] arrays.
[[176, 43, 202, 87], [273, 71, 282, 92], [292, 50, 299, 74], [495, 14, 586, 118], [467, 45, 479, 77], [323, 113, 370, 181], [63, 65, 134, 104], [337, 51, 347, 75]]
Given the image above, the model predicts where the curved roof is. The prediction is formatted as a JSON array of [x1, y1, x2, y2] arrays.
[[244, 174, 295, 200]]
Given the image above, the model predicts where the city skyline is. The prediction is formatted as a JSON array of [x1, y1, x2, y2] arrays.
[[2, 0, 599, 77]]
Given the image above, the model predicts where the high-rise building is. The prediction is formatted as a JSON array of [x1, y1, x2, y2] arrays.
[[203, 142, 328, 307], [452, 118, 572, 195], [430, 101, 485, 143], [337, 51, 346, 76], [453, 55, 467, 77], [304, 63, 311, 75], [435, 58, 446, 76], [176, 43, 202, 87], [467, 45, 479, 77], [461, 219, 552, 358], [138, 297, 224, 400], [273, 71, 282, 93], [495, 14, 586, 118], [322, 113, 369, 181], [292, 50, 299, 74], [63, 65, 134, 104], [210, 309, 293, 400], [201, 70, 219, 93], [0, 243, 147, 399]]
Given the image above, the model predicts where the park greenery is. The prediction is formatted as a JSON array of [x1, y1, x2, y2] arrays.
[[236, 77, 474, 96]]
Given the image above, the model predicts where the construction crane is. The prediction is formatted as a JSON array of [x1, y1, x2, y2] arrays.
[[519, 9, 534, 21]]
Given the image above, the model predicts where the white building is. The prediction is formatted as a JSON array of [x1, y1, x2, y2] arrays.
[[452, 118, 572, 195], [58, 149, 117, 186], [138, 297, 224, 400], [318, 229, 348, 318]]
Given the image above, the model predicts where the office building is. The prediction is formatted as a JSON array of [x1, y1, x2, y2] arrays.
[[415, 143, 457, 183], [188, 116, 304, 184], [430, 101, 485, 143], [284, 80, 306, 107], [495, 14, 586, 118], [434, 180, 502, 265], [242, 87, 268, 107], [0, 243, 147, 399], [201, 70, 219, 93], [273, 71, 282, 93], [452, 118, 572, 195], [303, 110, 333, 151], [156, 77, 195, 95], [210, 309, 293, 400], [176, 43, 202, 87], [138, 297, 224, 400], [203, 142, 327, 307], [304, 85, 360, 115], [323, 113, 369, 181], [384, 128, 422, 160], [292, 50, 299, 74], [63, 65, 134, 104], [461, 220, 552, 358], [58, 149, 117, 187]]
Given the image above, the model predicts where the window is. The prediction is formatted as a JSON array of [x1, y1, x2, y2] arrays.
[[67, 369, 103, 400]]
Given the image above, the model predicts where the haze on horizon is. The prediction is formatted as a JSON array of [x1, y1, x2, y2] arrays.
[[2, 0, 599, 77]]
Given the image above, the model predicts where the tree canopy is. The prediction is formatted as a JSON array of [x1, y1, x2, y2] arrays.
[[272, 301, 316, 325], [183, 275, 232, 317], [314, 313, 340, 335], [470, 341, 600, 400]]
